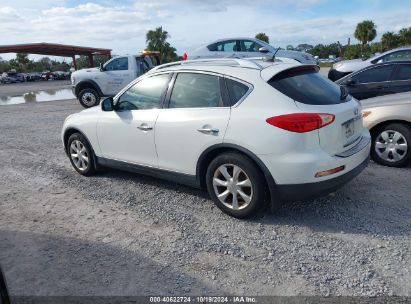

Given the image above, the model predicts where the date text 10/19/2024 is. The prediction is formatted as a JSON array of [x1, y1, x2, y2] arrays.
[[149, 296, 257, 303]]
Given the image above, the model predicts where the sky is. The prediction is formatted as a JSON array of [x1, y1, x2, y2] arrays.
[[0, 0, 410, 60]]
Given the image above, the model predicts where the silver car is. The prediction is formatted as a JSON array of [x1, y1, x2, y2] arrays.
[[329, 46, 411, 81], [187, 37, 316, 64], [362, 91, 411, 167]]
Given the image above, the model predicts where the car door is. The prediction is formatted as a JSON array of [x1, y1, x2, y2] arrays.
[[238, 39, 264, 58], [344, 64, 395, 100], [389, 63, 411, 94], [155, 72, 231, 175], [96, 73, 171, 166], [100, 57, 134, 95]]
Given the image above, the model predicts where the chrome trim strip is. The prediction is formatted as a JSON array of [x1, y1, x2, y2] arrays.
[[335, 136, 370, 158]]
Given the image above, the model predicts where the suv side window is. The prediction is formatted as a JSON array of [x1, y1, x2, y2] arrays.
[[207, 40, 238, 52], [240, 40, 263, 52], [117, 74, 170, 111], [225, 78, 250, 105], [393, 64, 411, 81], [169, 73, 222, 108], [356, 65, 395, 83], [104, 57, 129, 71], [383, 50, 411, 62]]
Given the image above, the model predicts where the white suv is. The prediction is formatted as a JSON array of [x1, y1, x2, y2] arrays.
[[62, 59, 371, 218]]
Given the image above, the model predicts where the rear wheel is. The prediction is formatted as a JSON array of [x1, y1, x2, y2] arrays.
[[78, 88, 99, 108], [67, 133, 96, 175], [206, 153, 266, 218], [371, 123, 411, 167]]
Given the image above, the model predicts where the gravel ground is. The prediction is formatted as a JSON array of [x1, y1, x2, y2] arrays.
[[0, 100, 410, 297]]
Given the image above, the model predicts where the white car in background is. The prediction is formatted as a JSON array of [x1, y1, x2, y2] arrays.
[[329, 46, 411, 81], [185, 38, 317, 64], [62, 59, 370, 218]]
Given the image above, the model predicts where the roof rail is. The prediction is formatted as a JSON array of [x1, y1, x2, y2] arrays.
[[151, 58, 263, 71]]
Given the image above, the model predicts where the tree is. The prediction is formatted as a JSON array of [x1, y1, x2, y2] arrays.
[[16, 53, 31, 71], [255, 33, 269, 43], [398, 27, 411, 45], [146, 26, 178, 63], [354, 20, 377, 53], [296, 43, 313, 52], [381, 32, 399, 51]]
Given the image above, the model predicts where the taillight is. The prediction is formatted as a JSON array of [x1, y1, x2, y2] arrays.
[[182, 52, 188, 60], [266, 113, 335, 133]]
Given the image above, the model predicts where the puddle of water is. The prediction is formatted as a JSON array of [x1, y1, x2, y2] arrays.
[[0, 89, 75, 105]]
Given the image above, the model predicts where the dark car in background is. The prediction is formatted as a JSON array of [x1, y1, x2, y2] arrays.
[[336, 61, 411, 100]]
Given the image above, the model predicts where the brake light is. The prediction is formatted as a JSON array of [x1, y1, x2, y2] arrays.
[[266, 113, 335, 133], [182, 52, 188, 60]]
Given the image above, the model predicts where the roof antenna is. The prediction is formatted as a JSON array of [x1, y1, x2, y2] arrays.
[[263, 47, 281, 62]]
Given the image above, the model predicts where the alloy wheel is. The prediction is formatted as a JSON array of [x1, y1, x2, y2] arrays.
[[375, 130, 408, 163], [69, 140, 89, 171], [212, 164, 253, 210]]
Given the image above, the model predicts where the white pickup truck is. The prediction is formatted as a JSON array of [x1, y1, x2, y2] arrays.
[[71, 52, 160, 107]]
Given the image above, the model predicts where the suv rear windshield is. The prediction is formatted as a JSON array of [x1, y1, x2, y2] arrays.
[[268, 66, 347, 105]]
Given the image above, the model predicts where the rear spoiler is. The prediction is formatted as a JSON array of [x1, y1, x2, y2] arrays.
[[261, 64, 320, 82]]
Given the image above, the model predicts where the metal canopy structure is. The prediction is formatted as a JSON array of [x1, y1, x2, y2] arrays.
[[0, 43, 111, 70]]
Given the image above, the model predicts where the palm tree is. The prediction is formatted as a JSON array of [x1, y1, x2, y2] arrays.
[[381, 32, 399, 51], [146, 26, 177, 63], [354, 20, 377, 53]]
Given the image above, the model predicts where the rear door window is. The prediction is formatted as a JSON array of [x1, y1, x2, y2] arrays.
[[393, 64, 411, 81], [239, 40, 263, 52], [356, 65, 394, 83], [268, 67, 345, 105], [169, 73, 223, 108]]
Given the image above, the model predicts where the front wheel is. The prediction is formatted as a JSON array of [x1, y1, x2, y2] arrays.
[[67, 133, 96, 175], [78, 88, 99, 108], [206, 153, 266, 218], [371, 123, 411, 167]]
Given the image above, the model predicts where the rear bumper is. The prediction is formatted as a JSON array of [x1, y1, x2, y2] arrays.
[[276, 156, 369, 201]]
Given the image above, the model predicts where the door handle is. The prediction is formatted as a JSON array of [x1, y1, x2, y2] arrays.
[[197, 126, 219, 135], [137, 123, 153, 131], [375, 85, 384, 89]]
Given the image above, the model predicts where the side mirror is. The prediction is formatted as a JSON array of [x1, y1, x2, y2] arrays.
[[344, 78, 356, 86], [258, 47, 269, 54], [101, 97, 114, 111], [100, 63, 105, 71], [376, 58, 383, 64]]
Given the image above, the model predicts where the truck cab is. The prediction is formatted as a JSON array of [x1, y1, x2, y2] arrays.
[[72, 52, 160, 108]]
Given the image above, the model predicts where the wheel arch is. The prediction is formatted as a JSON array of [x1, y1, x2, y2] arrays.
[[369, 119, 411, 136], [196, 143, 278, 205], [63, 128, 99, 169], [75, 80, 103, 97]]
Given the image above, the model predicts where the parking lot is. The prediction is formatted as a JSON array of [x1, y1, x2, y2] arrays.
[[0, 82, 410, 296]]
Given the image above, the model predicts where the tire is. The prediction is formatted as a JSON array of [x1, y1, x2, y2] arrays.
[[206, 152, 266, 218], [371, 123, 411, 167], [78, 88, 100, 108], [67, 133, 96, 176]]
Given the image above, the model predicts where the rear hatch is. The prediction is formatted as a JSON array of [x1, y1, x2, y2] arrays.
[[268, 66, 363, 155]]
